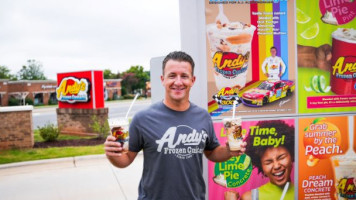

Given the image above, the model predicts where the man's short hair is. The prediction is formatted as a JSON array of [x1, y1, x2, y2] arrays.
[[162, 51, 195, 75], [270, 46, 277, 51]]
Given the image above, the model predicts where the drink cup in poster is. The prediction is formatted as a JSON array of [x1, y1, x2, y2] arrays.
[[110, 118, 129, 153], [332, 155, 356, 200], [223, 117, 243, 151], [206, 20, 256, 90], [330, 28, 356, 95]]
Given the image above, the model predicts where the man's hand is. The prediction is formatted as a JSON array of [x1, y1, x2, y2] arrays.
[[104, 135, 137, 168], [226, 141, 247, 157], [224, 190, 240, 200], [104, 135, 126, 157]]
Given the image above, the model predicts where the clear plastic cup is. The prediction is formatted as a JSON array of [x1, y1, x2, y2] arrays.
[[332, 155, 356, 199], [223, 117, 243, 151], [109, 118, 129, 153], [206, 21, 256, 90]]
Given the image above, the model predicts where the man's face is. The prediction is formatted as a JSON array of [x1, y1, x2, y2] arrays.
[[270, 48, 277, 57], [161, 60, 196, 103], [261, 146, 292, 187]]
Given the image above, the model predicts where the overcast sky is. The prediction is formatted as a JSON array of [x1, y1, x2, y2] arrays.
[[0, 0, 181, 80]]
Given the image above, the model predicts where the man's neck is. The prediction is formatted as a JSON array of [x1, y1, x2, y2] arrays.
[[163, 99, 190, 111]]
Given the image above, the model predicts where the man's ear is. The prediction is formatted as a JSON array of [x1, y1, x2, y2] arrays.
[[192, 76, 196, 84], [160, 75, 164, 85]]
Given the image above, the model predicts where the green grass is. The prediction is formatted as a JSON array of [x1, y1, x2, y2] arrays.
[[0, 131, 104, 165], [0, 145, 105, 164]]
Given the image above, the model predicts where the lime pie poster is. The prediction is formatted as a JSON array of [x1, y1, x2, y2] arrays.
[[297, 0, 356, 114], [205, 0, 297, 118], [208, 119, 295, 200]]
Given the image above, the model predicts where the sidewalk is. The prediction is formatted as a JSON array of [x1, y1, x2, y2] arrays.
[[0, 154, 143, 200]]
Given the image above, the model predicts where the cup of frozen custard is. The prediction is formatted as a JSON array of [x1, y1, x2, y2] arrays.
[[330, 28, 356, 95], [206, 21, 256, 90], [110, 118, 129, 153], [332, 155, 356, 200], [223, 117, 243, 151]]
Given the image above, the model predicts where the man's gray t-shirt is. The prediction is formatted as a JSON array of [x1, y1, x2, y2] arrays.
[[129, 101, 220, 200]]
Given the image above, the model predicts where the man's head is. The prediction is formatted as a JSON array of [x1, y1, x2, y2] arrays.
[[270, 46, 277, 57], [162, 51, 195, 76], [161, 51, 196, 106]]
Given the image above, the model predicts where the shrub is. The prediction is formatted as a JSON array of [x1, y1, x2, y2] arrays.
[[8, 97, 20, 106], [121, 87, 127, 96], [48, 99, 58, 105], [38, 123, 60, 142], [90, 115, 110, 139], [123, 94, 136, 99], [25, 98, 34, 105]]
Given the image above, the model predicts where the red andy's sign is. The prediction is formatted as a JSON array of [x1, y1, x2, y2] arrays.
[[57, 70, 104, 109]]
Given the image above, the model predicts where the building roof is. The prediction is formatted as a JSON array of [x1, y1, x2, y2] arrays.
[[7, 80, 57, 84]]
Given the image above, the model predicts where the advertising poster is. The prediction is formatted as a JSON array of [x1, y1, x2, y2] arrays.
[[208, 119, 295, 200], [205, 0, 296, 118], [298, 116, 356, 200], [297, 0, 356, 114]]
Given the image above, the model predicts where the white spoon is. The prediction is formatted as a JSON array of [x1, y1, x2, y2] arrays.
[[216, 4, 229, 26]]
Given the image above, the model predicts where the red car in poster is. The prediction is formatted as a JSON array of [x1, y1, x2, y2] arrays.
[[241, 80, 295, 107]]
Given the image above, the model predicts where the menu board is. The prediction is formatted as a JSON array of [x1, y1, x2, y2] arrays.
[[296, 0, 356, 114], [205, 0, 296, 118], [298, 116, 355, 200]]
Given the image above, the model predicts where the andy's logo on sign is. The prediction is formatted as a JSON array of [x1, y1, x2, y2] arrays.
[[56, 77, 90, 103], [212, 87, 241, 106]]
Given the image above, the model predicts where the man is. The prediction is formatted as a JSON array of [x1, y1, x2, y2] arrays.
[[104, 51, 246, 200], [261, 46, 287, 80]]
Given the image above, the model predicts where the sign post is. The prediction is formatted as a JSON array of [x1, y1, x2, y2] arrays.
[[56, 70, 108, 135]]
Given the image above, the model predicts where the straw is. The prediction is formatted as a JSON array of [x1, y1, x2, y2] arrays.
[[232, 100, 237, 119], [125, 93, 140, 119], [280, 182, 290, 200]]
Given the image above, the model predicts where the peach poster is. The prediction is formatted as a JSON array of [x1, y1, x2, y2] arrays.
[[298, 116, 354, 200]]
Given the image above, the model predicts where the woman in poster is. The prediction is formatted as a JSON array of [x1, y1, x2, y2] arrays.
[[241, 120, 295, 200]]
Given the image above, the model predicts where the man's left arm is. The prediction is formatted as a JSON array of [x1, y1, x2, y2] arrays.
[[204, 143, 246, 163], [279, 57, 287, 77]]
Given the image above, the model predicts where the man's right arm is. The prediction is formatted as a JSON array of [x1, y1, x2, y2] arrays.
[[104, 136, 138, 168], [261, 58, 268, 76]]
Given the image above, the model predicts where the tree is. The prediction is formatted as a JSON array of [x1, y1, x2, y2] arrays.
[[125, 65, 150, 92], [103, 69, 118, 79], [0, 65, 16, 80], [121, 72, 139, 94], [17, 59, 46, 80], [0, 65, 11, 79]]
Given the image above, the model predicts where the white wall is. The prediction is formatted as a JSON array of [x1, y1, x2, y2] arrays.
[[150, 0, 207, 110]]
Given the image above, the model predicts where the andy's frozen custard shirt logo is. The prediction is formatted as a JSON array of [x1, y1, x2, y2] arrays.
[[156, 125, 208, 159], [212, 51, 249, 79], [56, 77, 90, 103]]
